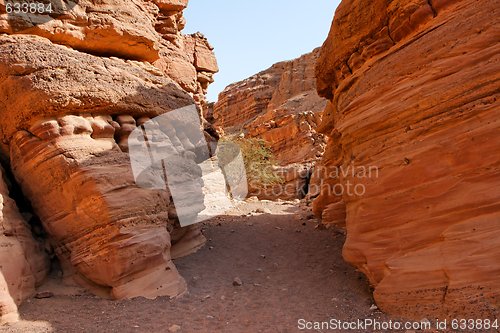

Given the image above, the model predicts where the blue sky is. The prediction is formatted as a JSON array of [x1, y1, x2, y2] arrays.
[[184, 0, 340, 102]]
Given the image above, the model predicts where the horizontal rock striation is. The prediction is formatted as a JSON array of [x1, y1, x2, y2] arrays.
[[213, 50, 327, 199], [0, 0, 218, 310], [314, 0, 500, 319]]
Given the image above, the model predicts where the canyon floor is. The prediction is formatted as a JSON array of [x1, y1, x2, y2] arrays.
[[1, 201, 389, 333]]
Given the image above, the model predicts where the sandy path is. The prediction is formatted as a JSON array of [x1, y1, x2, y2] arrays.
[[1, 201, 387, 333]]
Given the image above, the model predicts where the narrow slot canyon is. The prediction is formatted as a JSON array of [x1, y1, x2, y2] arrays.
[[0, 0, 499, 332]]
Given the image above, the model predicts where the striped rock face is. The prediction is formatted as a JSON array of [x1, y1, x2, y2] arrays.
[[0, 0, 218, 314], [314, 0, 500, 319]]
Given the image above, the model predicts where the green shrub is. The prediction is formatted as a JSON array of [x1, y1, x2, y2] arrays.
[[218, 136, 284, 188]]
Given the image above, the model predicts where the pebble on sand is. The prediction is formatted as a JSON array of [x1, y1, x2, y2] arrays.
[[35, 291, 54, 299], [168, 324, 181, 333], [254, 208, 271, 214]]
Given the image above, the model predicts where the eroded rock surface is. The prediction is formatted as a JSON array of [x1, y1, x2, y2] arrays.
[[0, 0, 218, 109], [314, 0, 500, 319], [0, 0, 217, 305], [0, 165, 48, 324], [213, 50, 326, 199]]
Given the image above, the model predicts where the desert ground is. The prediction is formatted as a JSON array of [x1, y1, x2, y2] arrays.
[[1, 200, 392, 333]]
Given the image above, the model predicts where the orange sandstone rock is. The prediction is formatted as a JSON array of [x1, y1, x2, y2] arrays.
[[0, 34, 207, 300], [314, 0, 500, 319], [0, 0, 218, 110], [0, 0, 216, 305]]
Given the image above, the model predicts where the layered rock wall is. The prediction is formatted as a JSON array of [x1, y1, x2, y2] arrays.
[[0, 0, 217, 311], [314, 0, 500, 319], [214, 50, 326, 199]]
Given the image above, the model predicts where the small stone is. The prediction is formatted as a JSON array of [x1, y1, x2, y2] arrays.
[[206, 315, 215, 320], [255, 208, 271, 214], [233, 277, 243, 286], [334, 228, 347, 235], [246, 196, 259, 202], [253, 283, 262, 287], [209, 246, 214, 250], [260, 254, 266, 259], [369, 304, 378, 311], [168, 324, 181, 333], [315, 223, 327, 230], [256, 268, 263, 272], [35, 291, 54, 299], [420, 318, 431, 325]]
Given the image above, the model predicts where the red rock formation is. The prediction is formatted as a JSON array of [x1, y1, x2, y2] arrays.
[[0, 0, 218, 109], [314, 0, 500, 319], [0, 165, 48, 323], [214, 50, 326, 199], [0, 0, 217, 305]]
